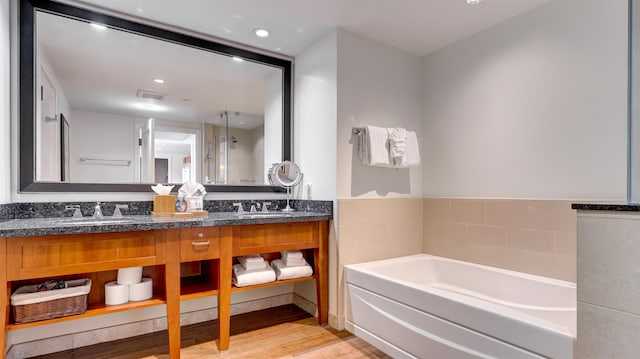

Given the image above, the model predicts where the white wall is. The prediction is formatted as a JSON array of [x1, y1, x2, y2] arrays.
[[69, 109, 139, 183], [0, 0, 10, 204], [294, 29, 338, 201], [423, 0, 628, 201], [336, 29, 424, 199], [264, 71, 282, 184]]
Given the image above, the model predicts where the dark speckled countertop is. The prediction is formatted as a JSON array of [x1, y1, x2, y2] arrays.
[[0, 211, 332, 238]]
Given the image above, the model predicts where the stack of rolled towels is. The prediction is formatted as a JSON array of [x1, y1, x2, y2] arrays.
[[105, 266, 153, 305], [271, 250, 313, 280], [233, 254, 276, 287]]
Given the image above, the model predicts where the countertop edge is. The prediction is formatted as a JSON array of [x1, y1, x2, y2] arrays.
[[0, 213, 332, 238], [571, 203, 640, 212]]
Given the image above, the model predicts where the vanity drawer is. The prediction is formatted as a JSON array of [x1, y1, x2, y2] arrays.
[[180, 227, 220, 261], [6, 231, 165, 280], [231, 222, 319, 256]]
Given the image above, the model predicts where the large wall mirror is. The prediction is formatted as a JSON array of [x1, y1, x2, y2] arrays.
[[19, 0, 291, 192]]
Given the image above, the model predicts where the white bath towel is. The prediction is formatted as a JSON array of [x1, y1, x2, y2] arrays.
[[387, 127, 407, 158], [271, 259, 313, 280], [282, 256, 307, 267], [239, 254, 263, 263], [394, 131, 420, 167], [358, 125, 390, 167], [237, 257, 267, 271], [232, 264, 276, 287], [280, 250, 303, 259]]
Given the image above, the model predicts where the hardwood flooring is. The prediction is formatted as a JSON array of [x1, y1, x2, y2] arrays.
[[32, 305, 390, 359]]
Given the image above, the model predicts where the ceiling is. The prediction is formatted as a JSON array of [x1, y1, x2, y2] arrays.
[[38, 11, 278, 129], [70, 0, 552, 57]]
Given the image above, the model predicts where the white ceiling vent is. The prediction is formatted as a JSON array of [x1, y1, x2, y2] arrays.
[[136, 89, 167, 101]]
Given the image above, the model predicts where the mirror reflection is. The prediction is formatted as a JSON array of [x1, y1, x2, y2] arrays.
[[33, 10, 284, 186]]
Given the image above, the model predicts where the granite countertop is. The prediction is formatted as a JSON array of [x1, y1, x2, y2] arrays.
[[0, 211, 332, 238], [571, 203, 640, 212]]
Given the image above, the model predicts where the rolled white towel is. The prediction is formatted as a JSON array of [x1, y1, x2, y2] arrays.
[[271, 259, 313, 280], [282, 256, 307, 267], [240, 254, 264, 263], [238, 256, 267, 271], [280, 250, 303, 259], [232, 264, 276, 287]]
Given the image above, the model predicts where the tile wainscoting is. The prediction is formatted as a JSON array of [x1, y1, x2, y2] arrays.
[[423, 198, 576, 282]]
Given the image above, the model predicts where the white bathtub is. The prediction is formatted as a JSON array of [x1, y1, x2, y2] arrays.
[[345, 254, 576, 359]]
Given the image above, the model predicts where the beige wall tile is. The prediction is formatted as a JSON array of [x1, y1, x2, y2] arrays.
[[486, 200, 529, 228], [554, 255, 576, 282], [374, 197, 423, 223], [578, 216, 640, 313], [578, 302, 640, 359], [505, 249, 556, 278], [555, 231, 577, 257], [338, 198, 378, 225], [451, 199, 486, 225], [340, 222, 422, 267], [529, 200, 576, 232], [506, 228, 555, 254]]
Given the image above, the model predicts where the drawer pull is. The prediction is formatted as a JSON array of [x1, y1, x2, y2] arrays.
[[198, 232, 204, 238], [192, 241, 210, 246]]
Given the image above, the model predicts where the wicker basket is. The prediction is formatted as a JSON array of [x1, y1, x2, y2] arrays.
[[10, 278, 92, 324]]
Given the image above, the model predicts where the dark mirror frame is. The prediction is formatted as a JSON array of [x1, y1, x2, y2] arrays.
[[19, 0, 291, 192]]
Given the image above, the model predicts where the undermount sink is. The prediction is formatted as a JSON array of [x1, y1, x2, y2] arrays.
[[56, 217, 136, 226], [237, 212, 293, 219]]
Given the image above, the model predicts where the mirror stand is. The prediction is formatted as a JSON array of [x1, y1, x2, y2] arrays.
[[283, 186, 294, 212]]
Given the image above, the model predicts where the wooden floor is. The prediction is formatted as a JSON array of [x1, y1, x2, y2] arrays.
[[32, 305, 390, 359]]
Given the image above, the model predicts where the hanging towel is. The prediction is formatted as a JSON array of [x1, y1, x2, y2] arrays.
[[394, 131, 421, 167], [232, 264, 276, 287], [358, 125, 390, 167], [271, 259, 313, 280], [387, 127, 407, 158]]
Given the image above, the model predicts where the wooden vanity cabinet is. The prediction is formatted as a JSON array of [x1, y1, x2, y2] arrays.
[[0, 220, 329, 359]]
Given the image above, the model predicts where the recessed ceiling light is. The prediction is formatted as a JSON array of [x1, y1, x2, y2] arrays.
[[467, 0, 482, 4], [232, 56, 244, 62], [153, 78, 165, 84], [254, 28, 270, 38], [90, 23, 107, 30]]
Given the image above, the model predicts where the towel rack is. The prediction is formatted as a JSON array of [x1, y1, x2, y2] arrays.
[[80, 157, 131, 166], [352, 127, 363, 135]]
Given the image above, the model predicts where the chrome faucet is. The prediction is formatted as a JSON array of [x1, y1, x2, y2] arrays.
[[232, 202, 245, 214], [113, 204, 129, 218], [65, 205, 83, 218], [93, 202, 104, 219]]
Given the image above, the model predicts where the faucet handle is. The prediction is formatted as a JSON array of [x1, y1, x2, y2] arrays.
[[92, 202, 103, 219], [113, 204, 129, 218], [232, 202, 244, 214], [65, 205, 82, 218], [261, 202, 271, 212]]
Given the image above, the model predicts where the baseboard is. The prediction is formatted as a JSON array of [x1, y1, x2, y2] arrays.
[[6, 293, 294, 359]]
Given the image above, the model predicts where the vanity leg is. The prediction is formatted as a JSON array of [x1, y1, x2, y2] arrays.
[[218, 226, 232, 351], [314, 221, 329, 325], [1, 238, 7, 359], [165, 230, 182, 359]]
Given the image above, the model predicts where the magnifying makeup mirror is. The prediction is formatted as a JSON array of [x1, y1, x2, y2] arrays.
[[268, 161, 303, 212]]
